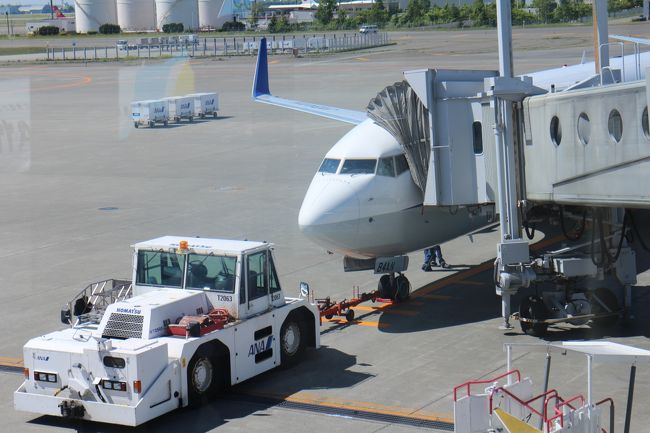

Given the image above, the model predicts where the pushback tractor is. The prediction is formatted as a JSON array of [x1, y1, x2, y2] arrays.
[[14, 236, 320, 426]]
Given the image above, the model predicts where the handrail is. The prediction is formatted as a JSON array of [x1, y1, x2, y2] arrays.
[[546, 394, 586, 432], [488, 386, 557, 418], [596, 398, 615, 433], [453, 369, 521, 401]]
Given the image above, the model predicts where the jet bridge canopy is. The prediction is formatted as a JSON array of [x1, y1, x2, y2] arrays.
[[368, 69, 498, 207]]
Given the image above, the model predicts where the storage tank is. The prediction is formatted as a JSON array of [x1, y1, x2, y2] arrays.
[[198, 0, 227, 30], [156, 0, 199, 31], [74, 0, 117, 33], [117, 0, 156, 32]]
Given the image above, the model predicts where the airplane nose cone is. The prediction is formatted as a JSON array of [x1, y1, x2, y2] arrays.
[[298, 177, 360, 249]]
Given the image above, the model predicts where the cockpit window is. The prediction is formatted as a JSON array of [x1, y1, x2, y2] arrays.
[[136, 250, 185, 288], [395, 154, 409, 175], [318, 158, 340, 173], [340, 159, 376, 174], [377, 157, 395, 177]]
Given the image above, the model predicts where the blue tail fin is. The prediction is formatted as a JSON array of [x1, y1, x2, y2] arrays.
[[252, 37, 270, 98]]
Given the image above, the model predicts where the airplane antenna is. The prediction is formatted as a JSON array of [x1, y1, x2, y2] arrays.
[[252, 37, 270, 98]]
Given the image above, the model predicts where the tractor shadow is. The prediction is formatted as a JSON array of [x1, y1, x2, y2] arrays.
[[27, 346, 368, 433]]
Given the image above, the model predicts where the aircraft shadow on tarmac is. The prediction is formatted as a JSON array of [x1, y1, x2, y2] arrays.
[[27, 346, 368, 433]]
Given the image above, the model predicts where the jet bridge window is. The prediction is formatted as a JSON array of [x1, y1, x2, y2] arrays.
[[186, 254, 237, 293], [472, 121, 483, 154], [318, 158, 341, 174], [377, 157, 395, 177], [340, 159, 376, 175], [136, 250, 185, 288]]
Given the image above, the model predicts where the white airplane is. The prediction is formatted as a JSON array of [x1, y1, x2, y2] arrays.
[[251, 36, 650, 296]]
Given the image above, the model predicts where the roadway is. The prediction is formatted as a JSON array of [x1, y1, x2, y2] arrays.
[[0, 26, 649, 433]]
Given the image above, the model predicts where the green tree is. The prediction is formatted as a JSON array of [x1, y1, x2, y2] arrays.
[[365, 0, 390, 24], [249, 1, 264, 28], [532, 0, 556, 22], [315, 0, 337, 24], [402, 0, 429, 26]]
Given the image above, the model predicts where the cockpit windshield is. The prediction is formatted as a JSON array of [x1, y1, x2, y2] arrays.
[[186, 254, 237, 293], [136, 250, 185, 288], [340, 159, 376, 174], [318, 158, 341, 173]]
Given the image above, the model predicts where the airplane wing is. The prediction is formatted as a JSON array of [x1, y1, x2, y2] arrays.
[[252, 37, 367, 125], [610, 34, 650, 46]]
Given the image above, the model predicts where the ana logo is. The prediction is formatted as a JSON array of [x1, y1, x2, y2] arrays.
[[37, 355, 49, 361], [181, 103, 190, 109], [248, 336, 273, 357], [154, 107, 164, 113]]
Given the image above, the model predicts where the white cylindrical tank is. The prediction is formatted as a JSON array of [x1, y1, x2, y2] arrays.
[[74, 0, 117, 33], [117, 0, 156, 32], [156, 0, 199, 31], [198, 0, 227, 30]]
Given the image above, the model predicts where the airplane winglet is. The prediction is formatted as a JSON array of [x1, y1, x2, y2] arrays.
[[252, 37, 270, 98]]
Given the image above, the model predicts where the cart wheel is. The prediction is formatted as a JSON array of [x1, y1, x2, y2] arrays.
[[134, 122, 139, 129], [324, 314, 333, 319], [345, 309, 355, 322], [591, 288, 619, 329], [201, 113, 205, 119], [163, 120, 168, 126], [280, 318, 305, 366], [189, 116, 193, 122], [213, 112, 218, 119], [519, 295, 549, 336], [149, 121, 155, 128]]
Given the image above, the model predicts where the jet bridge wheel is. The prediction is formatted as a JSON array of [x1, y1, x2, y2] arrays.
[[519, 295, 549, 337], [590, 288, 619, 329]]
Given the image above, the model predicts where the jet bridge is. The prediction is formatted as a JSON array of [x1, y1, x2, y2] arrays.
[[377, 48, 650, 334]]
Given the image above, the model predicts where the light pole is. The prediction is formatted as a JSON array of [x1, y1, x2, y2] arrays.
[[5, 12, 9, 37], [50, 0, 54, 19]]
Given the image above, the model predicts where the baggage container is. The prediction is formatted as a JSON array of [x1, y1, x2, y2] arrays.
[[131, 99, 169, 128], [187, 92, 219, 118], [163, 96, 195, 122]]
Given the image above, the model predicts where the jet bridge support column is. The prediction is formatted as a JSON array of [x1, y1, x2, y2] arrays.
[[490, 0, 542, 329]]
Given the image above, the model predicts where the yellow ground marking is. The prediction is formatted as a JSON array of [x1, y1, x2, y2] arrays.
[[241, 389, 454, 424], [269, 59, 281, 64], [355, 57, 369, 61], [383, 309, 419, 317], [420, 294, 452, 301], [351, 304, 392, 312], [323, 317, 390, 328], [494, 408, 543, 433], [0, 357, 23, 368], [456, 280, 485, 286]]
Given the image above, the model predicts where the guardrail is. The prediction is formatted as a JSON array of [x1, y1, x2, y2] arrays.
[[45, 32, 390, 61]]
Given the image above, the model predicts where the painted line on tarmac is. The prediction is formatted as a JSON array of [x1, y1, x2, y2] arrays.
[[234, 389, 454, 428], [323, 318, 390, 328]]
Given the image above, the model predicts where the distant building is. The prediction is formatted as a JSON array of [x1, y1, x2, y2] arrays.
[[0, 5, 21, 14], [18, 5, 49, 14]]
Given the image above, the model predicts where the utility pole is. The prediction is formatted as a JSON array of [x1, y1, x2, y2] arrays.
[[50, 0, 54, 19], [5, 12, 9, 36]]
